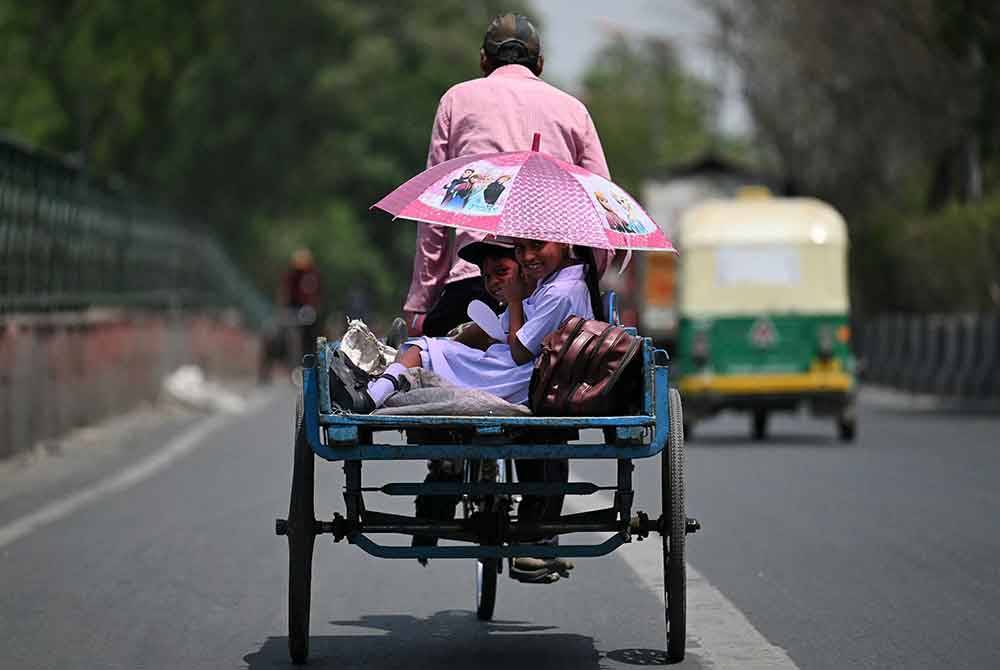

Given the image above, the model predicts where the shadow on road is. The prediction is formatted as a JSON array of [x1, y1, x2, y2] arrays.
[[244, 610, 600, 669], [244, 610, 693, 668]]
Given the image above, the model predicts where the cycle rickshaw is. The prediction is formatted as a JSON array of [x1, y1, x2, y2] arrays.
[[275, 298, 697, 664]]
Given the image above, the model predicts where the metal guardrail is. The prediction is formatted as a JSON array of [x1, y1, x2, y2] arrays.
[[0, 134, 270, 326], [859, 313, 1000, 398]]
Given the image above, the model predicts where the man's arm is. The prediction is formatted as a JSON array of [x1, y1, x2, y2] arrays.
[[403, 95, 453, 332], [403, 223, 451, 320]]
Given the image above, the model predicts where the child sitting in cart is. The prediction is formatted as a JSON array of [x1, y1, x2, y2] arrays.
[[328, 235, 603, 413], [329, 235, 602, 584], [441, 237, 532, 340]]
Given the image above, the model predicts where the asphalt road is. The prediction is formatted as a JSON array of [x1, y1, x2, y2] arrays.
[[1, 388, 998, 669]]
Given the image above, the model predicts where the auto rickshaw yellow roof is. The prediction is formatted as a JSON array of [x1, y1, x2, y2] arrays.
[[678, 197, 847, 248]]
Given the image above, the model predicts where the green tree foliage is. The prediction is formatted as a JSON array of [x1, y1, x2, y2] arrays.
[[856, 194, 1000, 312], [0, 0, 530, 317], [580, 36, 715, 197]]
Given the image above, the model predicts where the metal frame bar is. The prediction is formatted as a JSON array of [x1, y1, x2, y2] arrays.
[[362, 482, 613, 496], [327, 440, 636, 561], [347, 533, 628, 559]]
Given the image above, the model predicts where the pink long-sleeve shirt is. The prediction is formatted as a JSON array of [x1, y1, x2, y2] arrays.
[[404, 64, 611, 314]]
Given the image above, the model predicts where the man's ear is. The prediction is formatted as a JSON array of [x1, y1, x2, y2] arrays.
[[480, 49, 490, 75], [534, 54, 544, 77]]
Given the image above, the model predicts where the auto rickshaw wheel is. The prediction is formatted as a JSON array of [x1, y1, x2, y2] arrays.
[[837, 415, 856, 442], [287, 380, 316, 665], [752, 409, 769, 441], [837, 398, 857, 443], [663, 388, 687, 662]]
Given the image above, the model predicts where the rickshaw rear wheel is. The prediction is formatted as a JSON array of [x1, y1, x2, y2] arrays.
[[663, 388, 687, 662], [476, 558, 499, 620], [287, 379, 316, 665], [465, 460, 500, 620]]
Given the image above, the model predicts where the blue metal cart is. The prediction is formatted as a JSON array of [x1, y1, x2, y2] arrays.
[[275, 324, 696, 664]]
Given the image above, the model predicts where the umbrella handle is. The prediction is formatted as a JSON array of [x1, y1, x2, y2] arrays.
[[531, 132, 540, 152]]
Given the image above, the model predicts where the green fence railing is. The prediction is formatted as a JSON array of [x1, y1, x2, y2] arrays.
[[0, 133, 270, 326]]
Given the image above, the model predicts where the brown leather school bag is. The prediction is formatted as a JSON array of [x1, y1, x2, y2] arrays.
[[529, 315, 643, 416]]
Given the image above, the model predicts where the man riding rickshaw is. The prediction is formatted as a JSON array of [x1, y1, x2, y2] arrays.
[[275, 14, 695, 666]]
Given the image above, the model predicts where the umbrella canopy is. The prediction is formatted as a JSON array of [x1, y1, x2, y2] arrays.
[[372, 136, 675, 252]]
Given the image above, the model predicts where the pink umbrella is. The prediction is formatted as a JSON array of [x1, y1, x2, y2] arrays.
[[372, 134, 675, 252]]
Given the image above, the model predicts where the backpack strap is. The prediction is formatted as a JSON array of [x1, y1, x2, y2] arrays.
[[584, 326, 629, 381]]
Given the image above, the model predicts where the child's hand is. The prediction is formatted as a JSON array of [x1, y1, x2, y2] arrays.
[[502, 270, 534, 303]]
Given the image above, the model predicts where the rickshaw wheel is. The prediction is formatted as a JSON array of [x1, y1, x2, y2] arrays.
[[287, 381, 316, 664], [663, 388, 687, 662], [476, 558, 498, 620], [465, 460, 499, 620]]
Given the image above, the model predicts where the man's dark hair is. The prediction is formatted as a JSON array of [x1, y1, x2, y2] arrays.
[[483, 13, 541, 72]]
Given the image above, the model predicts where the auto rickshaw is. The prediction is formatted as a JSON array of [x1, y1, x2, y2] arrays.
[[673, 195, 857, 441]]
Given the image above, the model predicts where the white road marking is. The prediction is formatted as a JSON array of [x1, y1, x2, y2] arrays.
[[566, 471, 800, 669], [0, 392, 275, 550]]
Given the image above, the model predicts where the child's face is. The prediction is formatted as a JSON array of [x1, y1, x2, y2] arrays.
[[513, 239, 570, 281], [482, 256, 519, 301]]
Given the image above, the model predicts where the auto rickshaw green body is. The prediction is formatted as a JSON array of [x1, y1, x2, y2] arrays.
[[674, 196, 857, 441]]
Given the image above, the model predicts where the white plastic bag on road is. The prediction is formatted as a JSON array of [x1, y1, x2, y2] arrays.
[[162, 365, 246, 413]]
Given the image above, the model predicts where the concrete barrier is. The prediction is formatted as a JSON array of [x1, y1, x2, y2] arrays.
[[897, 316, 925, 391], [977, 315, 1000, 398], [860, 312, 1000, 402], [916, 317, 948, 394], [0, 309, 260, 459], [938, 314, 973, 396]]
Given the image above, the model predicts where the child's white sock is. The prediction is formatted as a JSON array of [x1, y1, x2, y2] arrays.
[[367, 362, 407, 408]]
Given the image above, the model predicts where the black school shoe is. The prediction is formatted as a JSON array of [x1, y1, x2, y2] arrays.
[[329, 351, 375, 413], [510, 557, 575, 584]]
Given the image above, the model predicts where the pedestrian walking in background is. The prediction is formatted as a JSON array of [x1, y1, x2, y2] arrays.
[[281, 247, 323, 365]]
